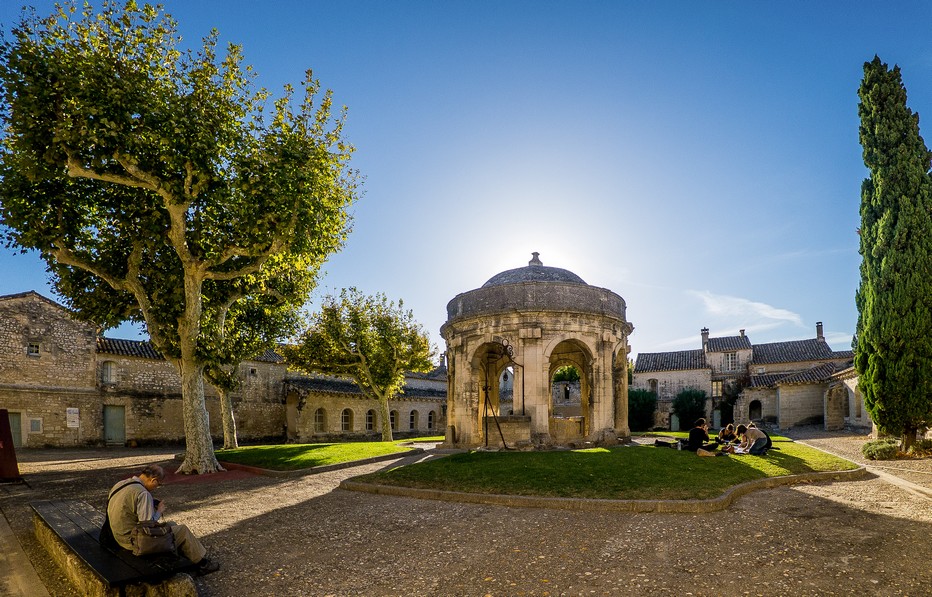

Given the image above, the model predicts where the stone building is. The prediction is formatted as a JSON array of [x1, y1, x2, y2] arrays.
[[441, 253, 634, 449], [632, 323, 862, 430], [0, 291, 445, 448]]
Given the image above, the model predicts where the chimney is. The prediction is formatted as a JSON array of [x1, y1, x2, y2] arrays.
[[816, 322, 824, 341], [701, 327, 709, 351], [739, 329, 745, 337]]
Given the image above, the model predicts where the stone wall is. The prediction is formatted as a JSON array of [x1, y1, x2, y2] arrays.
[[0, 293, 97, 389], [631, 368, 711, 401], [777, 383, 828, 428]]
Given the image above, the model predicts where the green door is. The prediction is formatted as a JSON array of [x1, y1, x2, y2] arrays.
[[9, 412, 21, 448], [103, 405, 126, 446]]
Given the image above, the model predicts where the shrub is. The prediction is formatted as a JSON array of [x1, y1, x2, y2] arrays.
[[628, 389, 657, 432], [672, 388, 707, 428], [862, 437, 900, 460]]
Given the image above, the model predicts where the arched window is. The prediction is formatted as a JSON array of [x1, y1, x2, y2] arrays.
[[341, 409, 354, 431], [427, 410, 435, 430], [314, 408, 326, 432], [390, 410, 398, 431], [101, 361, 117, 384], [366, 409, 376, 431], [409, 410, 419, 430]]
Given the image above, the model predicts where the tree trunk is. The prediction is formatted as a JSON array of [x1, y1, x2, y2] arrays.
[[219, 387, 239, 450], [176, 359, 222, 473], [378, 392, 393, 442]]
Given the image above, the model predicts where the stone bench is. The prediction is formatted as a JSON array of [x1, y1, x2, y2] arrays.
[[31, 500, 198, 597]]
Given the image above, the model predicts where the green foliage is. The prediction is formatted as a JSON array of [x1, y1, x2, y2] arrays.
[[355, 439, 856, 501], [0, 1, 359, 472], [284, 288, 435, 442], [861, 437, 900, 460], [672, 388, 707, 427], [627, 389, 657, 432], [855, 56, 932, 447], [552, 365, 580, 382]]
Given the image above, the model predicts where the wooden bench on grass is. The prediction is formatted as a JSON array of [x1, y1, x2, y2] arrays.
[[31, 500, 199, 597]]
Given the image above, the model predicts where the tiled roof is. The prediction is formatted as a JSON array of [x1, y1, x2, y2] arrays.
[[749, 363, 839, 388], [833, 350, 854, 359], [97, 337, 164, 360], [750, 339, 836, 364], [253, 348, 284, 364], [774, 362, 839, 385], [634, 349, 706, 373], [707, 335, 752, 352], [406, 364, 448, 381], [748, 374, 788, 388], [285, 376, 445, 399], [97, 337, 285, 364]]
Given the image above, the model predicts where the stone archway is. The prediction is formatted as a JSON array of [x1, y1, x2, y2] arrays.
[[472, 341, 516, 446], [441, 253, 634, 449], [548, 339, 593, 441]]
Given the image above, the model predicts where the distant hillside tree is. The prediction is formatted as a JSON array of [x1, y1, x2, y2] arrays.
[[0, 3, 358, 472], [284, 289, 435, 441], [552, 365, 580, 382], [856, 56, 932, 449]]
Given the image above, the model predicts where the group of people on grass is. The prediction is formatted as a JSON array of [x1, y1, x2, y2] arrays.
[[683, 418, 771, 457]]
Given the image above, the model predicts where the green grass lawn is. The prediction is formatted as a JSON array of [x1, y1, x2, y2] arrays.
[[216, 441, 415, 471], [352, 436, 858, 501]]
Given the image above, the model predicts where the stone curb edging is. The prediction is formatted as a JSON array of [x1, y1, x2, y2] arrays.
[[217, 448, 425, 477], [339, 466, 869, 513]]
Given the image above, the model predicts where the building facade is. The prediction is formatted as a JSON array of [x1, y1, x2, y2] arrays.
[[0, 291, 445, 448], [632, 323, 863, 430]]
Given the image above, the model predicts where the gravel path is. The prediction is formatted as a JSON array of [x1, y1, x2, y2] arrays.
[[1, 429, 930, 597]]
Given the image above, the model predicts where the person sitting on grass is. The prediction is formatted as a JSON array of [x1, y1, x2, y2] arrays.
[[726, 424, 769, 455], [684, 418, 718, 456], [717, 423, 738, 444]]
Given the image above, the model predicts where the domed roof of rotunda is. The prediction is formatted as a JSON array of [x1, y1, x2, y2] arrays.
[[481, 252, 586, 287]]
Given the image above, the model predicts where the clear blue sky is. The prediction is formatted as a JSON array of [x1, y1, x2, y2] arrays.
[[2, 1, 932, 357]]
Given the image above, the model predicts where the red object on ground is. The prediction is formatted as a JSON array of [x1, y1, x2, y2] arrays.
[[0, 409, 22, 482]]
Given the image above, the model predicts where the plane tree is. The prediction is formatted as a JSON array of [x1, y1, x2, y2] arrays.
[[0, 1, 358, 472], [284, 288, 435, 442], [856, 56, 932, 450]]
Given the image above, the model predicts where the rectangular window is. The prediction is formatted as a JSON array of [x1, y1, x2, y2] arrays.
[[28, 418, 43, 434], [711, 381, 722, 397], [724, 352, 738, 371], [27, 342, 40, 356]]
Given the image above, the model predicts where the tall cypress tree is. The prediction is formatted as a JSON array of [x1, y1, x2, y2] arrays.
[[855, 56, 932, 448]]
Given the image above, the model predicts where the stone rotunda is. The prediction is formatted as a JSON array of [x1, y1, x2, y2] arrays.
[[440, 253, 634, 449]]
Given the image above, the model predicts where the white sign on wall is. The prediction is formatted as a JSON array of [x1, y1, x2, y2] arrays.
[[66, 407, 79, 429]]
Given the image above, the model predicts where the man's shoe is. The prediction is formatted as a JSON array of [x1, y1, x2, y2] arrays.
[[197, 557, 220, 575]]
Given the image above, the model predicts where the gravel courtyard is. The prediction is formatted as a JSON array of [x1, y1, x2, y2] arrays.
[[1, 428, 930, 597]]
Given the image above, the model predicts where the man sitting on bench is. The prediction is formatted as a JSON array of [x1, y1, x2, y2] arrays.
[[105, 464, 220, 575]]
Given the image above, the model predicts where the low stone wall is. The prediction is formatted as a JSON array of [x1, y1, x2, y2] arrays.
[[32, 512, 196, 597]]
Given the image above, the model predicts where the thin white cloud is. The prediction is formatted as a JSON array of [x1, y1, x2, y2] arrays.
[[687, 290, 804, 327]]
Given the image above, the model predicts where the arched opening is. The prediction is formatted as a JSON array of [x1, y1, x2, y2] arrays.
[[314, 408, 326, 433], [409, 410, 419, 430], [427, 410, 435, 430], [366, 409, 377, 431], [749, 400, 762, 421], [390, 410, 399, 431], [471, 341, 515, 445], [341, 408, 354, 432], [548, 339, 592, 440]]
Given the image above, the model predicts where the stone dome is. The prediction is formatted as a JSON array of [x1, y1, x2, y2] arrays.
[[482, 252, 586, 287]]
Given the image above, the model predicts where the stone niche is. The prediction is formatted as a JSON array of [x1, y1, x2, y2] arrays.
[[441, 253, 634, 449]]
